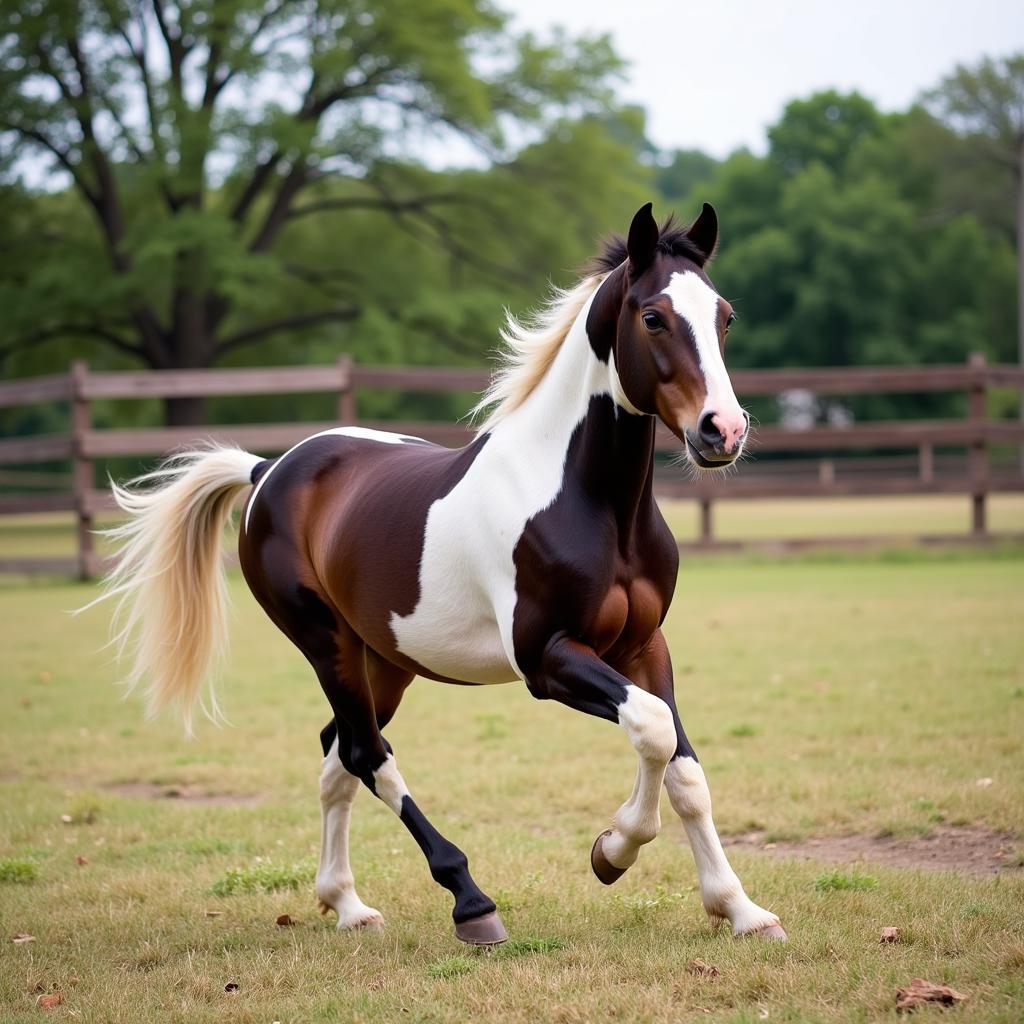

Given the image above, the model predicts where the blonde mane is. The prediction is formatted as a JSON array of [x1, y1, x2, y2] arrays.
[[472, 273, 608, 433]]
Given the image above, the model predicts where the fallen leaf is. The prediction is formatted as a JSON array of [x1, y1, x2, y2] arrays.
[[12, 933, 36, 945], [880, 927, 901, 944], [275, 913, 295, 927], [38, 671, 51, 683], [896, 978, 967, 1012], [204, 910, 222, 918], [687, 958, 720, 978], [224, 982, 239, 993], [75, 855, 88, 867], [68, 975, 79, 988], [975, 777, 993, 788], [36, 993, 63, 1010], [60, 815, 73, 825], [763, 842, 777, 849]]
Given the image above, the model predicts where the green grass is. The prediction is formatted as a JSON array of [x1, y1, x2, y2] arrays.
[[0, 857, 37, 884], [814, 870, 879, 893], [1, 552, 1022, 1021]]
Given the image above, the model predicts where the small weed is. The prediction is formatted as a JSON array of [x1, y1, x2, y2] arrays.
[[210, 859, 314, 896], [475, 713, 507, 741], [617, 885, 684, 915], [498, 936, 566, 958], [728, 723, 758, 738], [64, 794, 103, 825], [1006, 849, 1024, 868], [0, 857, 37, 884], [814, 870, 878, 893], [426, 956, 477, 979]]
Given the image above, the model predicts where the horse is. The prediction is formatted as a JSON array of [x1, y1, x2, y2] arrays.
[[98, 202, 786, 946]]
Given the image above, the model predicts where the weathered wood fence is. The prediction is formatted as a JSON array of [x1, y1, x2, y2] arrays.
[[1, 353, 1022, 577]]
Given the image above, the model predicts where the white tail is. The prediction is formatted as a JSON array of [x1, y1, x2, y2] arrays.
[[84, 444, 264, 734]]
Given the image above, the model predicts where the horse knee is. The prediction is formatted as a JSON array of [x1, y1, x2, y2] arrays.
[[618, 687, 676, 763]]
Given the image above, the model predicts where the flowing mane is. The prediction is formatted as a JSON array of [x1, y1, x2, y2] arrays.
[[473, 215, 707, 434], [472, 273, 607, 433]]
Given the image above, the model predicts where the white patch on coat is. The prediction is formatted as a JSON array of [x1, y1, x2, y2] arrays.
[[389, 286, 624, 683], [317, 736, 384, 930], [243, 426, 422, 532], [372, 754, 410, 815], [662, 271, 741, 419], [665, 756, 781, 936]]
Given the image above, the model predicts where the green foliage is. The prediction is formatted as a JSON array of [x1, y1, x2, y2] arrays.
[[209, 858, 315, 896], [426, 955, 477, 979], [813, 870, 879, 892], [0, 0, 627, 425], [0, 857, 38, 884]]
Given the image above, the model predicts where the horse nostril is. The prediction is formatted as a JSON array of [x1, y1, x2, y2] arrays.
[[698, 412, 723, 448]]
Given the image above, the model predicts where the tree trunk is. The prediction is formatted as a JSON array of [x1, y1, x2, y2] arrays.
[[164, 394, 209, 427]]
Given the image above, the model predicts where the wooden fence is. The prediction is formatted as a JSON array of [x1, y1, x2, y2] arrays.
[[1, 353, 1022, 577]]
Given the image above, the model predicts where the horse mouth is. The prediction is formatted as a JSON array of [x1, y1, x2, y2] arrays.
[[684, 434, 740, 469]]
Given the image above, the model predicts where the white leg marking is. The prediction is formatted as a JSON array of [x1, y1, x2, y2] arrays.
[[601, 687, 676, 870], [665, 757, 780, 936], [317, 740, 384, 931], [372, 754, 411, 815]]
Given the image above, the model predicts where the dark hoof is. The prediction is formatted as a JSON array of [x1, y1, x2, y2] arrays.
[[454, 910, 508, 946], [591, 829, 627, 886]]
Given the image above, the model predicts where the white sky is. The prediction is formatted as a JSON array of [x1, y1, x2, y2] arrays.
[[507, 0, 1024, 158]]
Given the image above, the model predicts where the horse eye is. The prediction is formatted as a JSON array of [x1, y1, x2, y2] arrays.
[[726, 312, 738, 328], [641, 311, 664, 331]]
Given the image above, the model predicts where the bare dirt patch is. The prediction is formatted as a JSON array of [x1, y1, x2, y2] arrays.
[[103, 782, 263, 807], [723, 826, 1022, 877]]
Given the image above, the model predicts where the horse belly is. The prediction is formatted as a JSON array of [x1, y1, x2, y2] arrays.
[[391, 589, 516, 684]]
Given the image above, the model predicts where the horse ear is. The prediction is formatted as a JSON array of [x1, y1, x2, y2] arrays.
[[626, 202, 659, 276], [686, 202, 719, 263]]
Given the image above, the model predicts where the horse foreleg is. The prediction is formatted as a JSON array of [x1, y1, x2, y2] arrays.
[[635, 632, 786, 940], [526, 633, 677, 882]]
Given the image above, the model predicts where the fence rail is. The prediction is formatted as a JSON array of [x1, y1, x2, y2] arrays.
[[1, 354, 1022, 577]]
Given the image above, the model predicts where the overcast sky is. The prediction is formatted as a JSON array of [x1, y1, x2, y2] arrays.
[[507, 0, 1024, 158]]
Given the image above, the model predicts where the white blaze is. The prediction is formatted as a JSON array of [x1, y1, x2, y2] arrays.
[[662, 271, 742, 420]]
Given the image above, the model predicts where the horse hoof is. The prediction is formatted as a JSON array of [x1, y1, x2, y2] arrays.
[[455, 910, 508, 946], [591, 829, 627, 886], [752, 923, 788, 941]]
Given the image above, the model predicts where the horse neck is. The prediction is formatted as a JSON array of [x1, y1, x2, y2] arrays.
[[493, 277, 657, 532]]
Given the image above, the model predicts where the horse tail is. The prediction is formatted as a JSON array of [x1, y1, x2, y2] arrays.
[[85, 444, 265, 734]]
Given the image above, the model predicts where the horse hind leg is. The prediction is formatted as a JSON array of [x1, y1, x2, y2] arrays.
[[316, 719, 385, 931], [307, 609, 506, 945]]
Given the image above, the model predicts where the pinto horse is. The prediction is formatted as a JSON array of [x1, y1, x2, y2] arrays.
[[100, 202, 785, 946]]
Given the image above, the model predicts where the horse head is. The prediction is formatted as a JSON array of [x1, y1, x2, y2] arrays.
[[607, 202, 748, 469]]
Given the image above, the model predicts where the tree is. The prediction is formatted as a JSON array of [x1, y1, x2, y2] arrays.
[[925, 53, 1024, 438], [0, 0, 619, 423]]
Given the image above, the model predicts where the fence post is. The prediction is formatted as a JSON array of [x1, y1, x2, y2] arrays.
[[918, 443, 934, 483], [967, 352, 988, 536], [336, 354, 356, 424], [698, 497, 713, 545], [69, 360, 95, 580]]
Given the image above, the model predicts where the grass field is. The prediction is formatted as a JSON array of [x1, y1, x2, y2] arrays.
[[1, 545, 1023, 1021]]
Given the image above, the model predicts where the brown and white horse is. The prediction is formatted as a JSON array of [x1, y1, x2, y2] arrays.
[[98, 203, 785, 946]]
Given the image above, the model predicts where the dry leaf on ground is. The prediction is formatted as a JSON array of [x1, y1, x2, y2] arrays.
[[896, 978, 967, 1012], [224, 982, 239, 993], [75, 855, 88, 866], [687, 958, 720, 978], [11, 933, 36, 944], [880, 927, 901, 943], [275, 913, 295, 927], [36, 993, 63, 1010]]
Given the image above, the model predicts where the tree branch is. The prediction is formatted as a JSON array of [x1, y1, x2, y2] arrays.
[[0, 322, 143, 362], [215, 306, 360, 355], [286, 192, 468, 220]]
